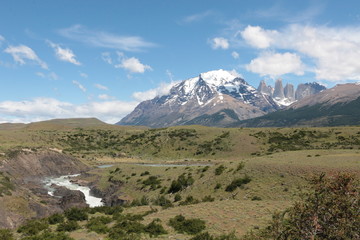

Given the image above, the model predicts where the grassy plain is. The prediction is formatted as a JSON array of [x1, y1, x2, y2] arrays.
[[0, 119, 359, 239]]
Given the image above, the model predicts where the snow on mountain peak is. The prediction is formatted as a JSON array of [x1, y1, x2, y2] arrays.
[[200, 69, 243, 86]]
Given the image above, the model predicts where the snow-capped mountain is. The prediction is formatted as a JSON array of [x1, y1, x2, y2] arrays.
[[118, 70, 279, 127]]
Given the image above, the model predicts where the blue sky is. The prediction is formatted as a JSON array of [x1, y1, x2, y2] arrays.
[[1, 0, 360, 123]]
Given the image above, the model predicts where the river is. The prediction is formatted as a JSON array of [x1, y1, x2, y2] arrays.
[[43, 174, 103, 207]]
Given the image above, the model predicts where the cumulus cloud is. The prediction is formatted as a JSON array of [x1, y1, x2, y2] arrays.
[[231, 51, 239, 59], [94, 83, 108, 90], [116, 56, 152, 73], [59, 25, 156, 51], [0, 97, 138, 124], [246, 51, 304, 77], [210, 37, 229, 49], [48, 41, 81, 65], [4, 45, 48, 69], [132, 81, 180, 101], [72, 80, 86, 92], [241, 25, 278, 49], [241, 24, 360, 81]]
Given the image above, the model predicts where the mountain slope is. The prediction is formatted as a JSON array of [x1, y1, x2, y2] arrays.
[[118, 70, 279, 128], [235, 83, 360, 127]]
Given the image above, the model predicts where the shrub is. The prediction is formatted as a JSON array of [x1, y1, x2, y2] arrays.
[[235, 162, 245, 172], [145, 219, 167, 237], [86, 216, 112, 234], [140, 171, 150, 176], [179, 195, 200, 206], [112, 220, 145, 234], [56, 220, 80, 232], [168, 215, 206, 235], [174, 193, 182, 202], [225, 176, 251, 192], [17, 219, 49, 236], [0, 229, 14, 240], [214, 165, 226, 175], [214, 183, 222, 190], [154, 195, 173, 208], [168, 174, 195, 193], [191, 232, 214, 240], [251, 196, 262, 201], [88, 205, 123, 215], [48, 213, 64, 225], [202, 195, 215, 202], [64, 208, 88, 221], [243, 173, 360, 240], [22, 231, 75, 240]]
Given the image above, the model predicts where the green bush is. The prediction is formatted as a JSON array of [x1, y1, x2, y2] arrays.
[[214, 183, 222, 190], [215, 165, 226, 175], [179, 195, 200, 206], [168, 174, 195, 193], [17, 219, 49, 236], [86, 216, 112, 234], [22, 231, 75, 240], [64, 208, 88, 221], [154, 195, 173, 208], [145, 219, 167, 237], [202, 195, 215, 202], [174, 193, 182, 202], [225, 176, 251, 192], [191, 232, 214, 240], [56, 220, 80, 232], [0, 229, 14, 240], [168, 215, 206, 235], [48, 213, 64, 225], [88, 205, 123, 215], [235, 162, 245, 172]]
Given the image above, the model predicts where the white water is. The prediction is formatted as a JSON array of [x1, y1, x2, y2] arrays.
[[43, 174, 103, 207]]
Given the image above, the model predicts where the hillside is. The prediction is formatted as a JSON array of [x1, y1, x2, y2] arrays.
[[236, 83, 360, 127]]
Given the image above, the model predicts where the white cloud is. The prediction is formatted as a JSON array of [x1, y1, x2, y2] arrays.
[[116, 57, 152, 73], [36, 72, 59, 80], [246, 51, 304, 78], [59, 25, 156, 51], [48, 41, 81, 65], [0, 97, 138, 124], [180, 10, 214, 24], [132, 81, 180, 101], [231, 51, 239, 59], [241, 25, 278, 49], [210, 37, 229, 49], [101, 52, 113, 64], [242, 24, 360, 81], [94, 83, 108, 91], [72, 80, 86, 92], [98, 94, 115, 100], [4, 45, 48, 69], [0, 35, 4, 41], [79, 72, 88, 78]]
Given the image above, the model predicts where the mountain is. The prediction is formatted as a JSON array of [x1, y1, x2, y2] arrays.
[[273, 79, 285, 99], [235, 83, 360, 127], [295, 82, 326, 100], [118, 70, 280, 128]]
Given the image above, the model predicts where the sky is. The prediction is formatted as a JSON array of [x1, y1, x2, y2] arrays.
[[1, 0, 360, 123]]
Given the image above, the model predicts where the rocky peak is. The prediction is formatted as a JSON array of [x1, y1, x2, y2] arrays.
[[295, 82, 326, 100], [257, 80, 273, 96], [284, 83, 295, 101], [273, 78, 285, 99]]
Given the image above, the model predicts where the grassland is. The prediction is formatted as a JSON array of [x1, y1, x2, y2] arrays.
[[0, 119, 359, 239]]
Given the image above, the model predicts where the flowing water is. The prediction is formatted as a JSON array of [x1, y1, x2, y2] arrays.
[[43, 174, 103, 207]]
